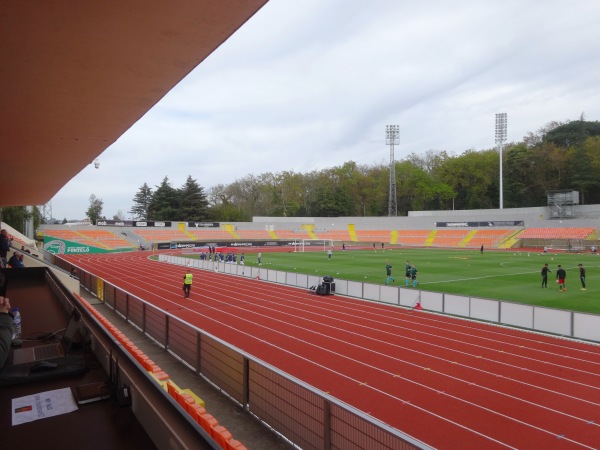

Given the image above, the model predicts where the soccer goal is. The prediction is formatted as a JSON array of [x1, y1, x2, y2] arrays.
[[297, 239, 334, 252]]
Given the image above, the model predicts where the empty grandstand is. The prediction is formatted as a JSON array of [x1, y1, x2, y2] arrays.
[[43, 228, 135, 250], [36, 204, 600, 254]]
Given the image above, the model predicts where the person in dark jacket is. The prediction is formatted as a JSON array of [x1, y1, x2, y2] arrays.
[[385, 260, 395, 285], [578, 263, 586, 290], [556, 265, 567, 292], [541, 263, 551, 288], [0, 296, 14, 367], [0, 229, 11, 263], [8, 252, 24, 268]]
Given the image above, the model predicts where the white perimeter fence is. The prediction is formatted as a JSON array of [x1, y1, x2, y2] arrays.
[[159, 255, 600, 344]]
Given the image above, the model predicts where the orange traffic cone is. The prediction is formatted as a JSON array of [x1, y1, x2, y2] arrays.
[[414, 302, 423, 310]]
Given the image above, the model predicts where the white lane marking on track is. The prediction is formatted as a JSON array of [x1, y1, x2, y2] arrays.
[[69, 251, 596, 448]]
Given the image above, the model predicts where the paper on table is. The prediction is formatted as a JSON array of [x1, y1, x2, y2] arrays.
[[12, 387, 78, 426]]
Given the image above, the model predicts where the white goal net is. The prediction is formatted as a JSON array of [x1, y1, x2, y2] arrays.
[[297, 239, 334, 252]]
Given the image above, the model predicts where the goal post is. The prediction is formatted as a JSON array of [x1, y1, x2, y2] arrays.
[[299, 238, 334, 252]]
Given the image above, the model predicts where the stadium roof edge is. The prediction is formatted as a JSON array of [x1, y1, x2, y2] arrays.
[[0, 1, 268, 207]]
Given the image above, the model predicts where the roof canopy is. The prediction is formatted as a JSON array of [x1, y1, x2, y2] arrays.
[[0, 0, 267, 206]]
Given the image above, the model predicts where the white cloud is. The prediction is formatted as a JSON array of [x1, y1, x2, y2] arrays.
[[50, 0, 600, 219]]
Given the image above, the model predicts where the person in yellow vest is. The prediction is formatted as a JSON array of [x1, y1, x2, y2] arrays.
[[183, 270, 193, 298]]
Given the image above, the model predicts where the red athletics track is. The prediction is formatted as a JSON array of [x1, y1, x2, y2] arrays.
[[63, 251, 600, 450]]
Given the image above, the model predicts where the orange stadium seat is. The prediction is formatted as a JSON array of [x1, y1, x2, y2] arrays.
[[431, 229, 470, 247], [132, 229, 190, 242], [211, 424, 233, 448], [78, 229, 134, 249], [198, 413, 218, 434], [236, 230, 272, 239], [43, 229, 103, 247], [188, 404, 207, 423], [396, 230, 430, 246], [274, 230, 311, 239], [226, 440, 248, 450], [315, 230, 351, 240], [519, 227, 594, 239], [354, 230, 391, 242], [187, 230, 234, 240], [467, 229, 513, 248]]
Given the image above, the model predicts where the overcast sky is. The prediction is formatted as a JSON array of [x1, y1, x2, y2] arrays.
[[50, 0, 600, 220]]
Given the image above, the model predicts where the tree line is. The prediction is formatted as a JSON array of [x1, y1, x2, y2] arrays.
[[4, 118, 599, 233], [123, 119, 600, 222], [137, 119, 597, 222]]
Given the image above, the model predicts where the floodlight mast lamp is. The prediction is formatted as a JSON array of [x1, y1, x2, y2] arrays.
[[495, 113, 507, 209], [386, 125, 399, 217]]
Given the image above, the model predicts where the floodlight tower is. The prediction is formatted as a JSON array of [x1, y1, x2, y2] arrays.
[[39, 201, 53, 224], [386, 125, 399, 216], [495, 113, 507, 209]]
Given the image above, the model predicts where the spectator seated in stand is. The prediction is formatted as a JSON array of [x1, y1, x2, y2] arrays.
[[0, 296, 14, 368], [0, 229, 11, 262], [8, 252, 24, 268]]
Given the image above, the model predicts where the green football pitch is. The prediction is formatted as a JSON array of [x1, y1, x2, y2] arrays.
[[235, 248, 600, 314]]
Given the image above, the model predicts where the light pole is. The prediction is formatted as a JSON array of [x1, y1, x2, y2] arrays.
[[495, 113, 507, 209], [386, 125, 399, 216]]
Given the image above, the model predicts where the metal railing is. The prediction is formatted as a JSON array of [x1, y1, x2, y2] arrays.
[[160, 255, 600, 344], [51, 254, 429, 450]]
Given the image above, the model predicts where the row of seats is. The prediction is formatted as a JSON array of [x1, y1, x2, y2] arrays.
[[518, 227, 595, 239], [42, 227, 597, 248], [273, 230, 310, 239], [188, 230, 236, 239], [133, 230, 189, 241], [43, 229, 134, 249], [467, 229, 517, 248], [73, 292, 246, 450], [78, 230, 135, 248], [43, 229, 116, 249]]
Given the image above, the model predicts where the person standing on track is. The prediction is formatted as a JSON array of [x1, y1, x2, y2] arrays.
[[257, 252, 262, 265], [556, 264, 566, 292], [541, 263, 551, 288], [404, 260, 411, 286], [579, 263, 586, 290], [183, 269, 193, 298], [385, 260, 394, 285]]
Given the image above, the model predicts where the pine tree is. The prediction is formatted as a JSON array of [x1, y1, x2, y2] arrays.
[[147, 177, 179, 220], [129, 182, 153, 220], [179, 175, 209, 221]]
